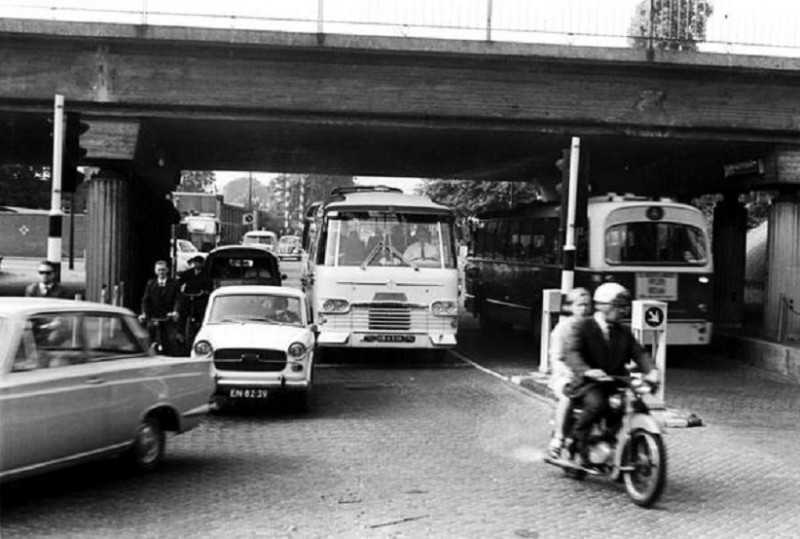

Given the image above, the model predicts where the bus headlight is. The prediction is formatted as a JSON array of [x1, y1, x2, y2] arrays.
[[431, 300, 458, 316], [321, 298, 350, 314], [194, 340, 213, 356], [288, 342, 307, 359], [698, 276, 710, 284]]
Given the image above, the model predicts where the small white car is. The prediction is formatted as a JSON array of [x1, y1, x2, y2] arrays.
[[242, 230, 278, 253], [276, 235, 304, 261], [172, 238, 206, 273], [0, 298, 214, 483], [192, 286, 315, 410]]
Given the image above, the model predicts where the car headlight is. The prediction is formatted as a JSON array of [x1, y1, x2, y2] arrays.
[[194, 340, 213, 356], [288, 342, 307, 359], [431, 300, 458, 316], [321, 298, 350, 314]]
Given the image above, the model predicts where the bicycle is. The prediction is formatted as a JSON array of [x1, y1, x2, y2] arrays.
[[139, 313, 180, 356]]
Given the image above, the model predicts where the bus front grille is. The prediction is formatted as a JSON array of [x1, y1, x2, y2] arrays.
[[368, 306, 411, 331]]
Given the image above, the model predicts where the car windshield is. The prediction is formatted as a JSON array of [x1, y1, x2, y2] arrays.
[[244, 235, 275, 246], [177, 240, 197, 253], [209, 256, 274, 281], [279, 236, 300, 245], [208, 294, 303, 326]]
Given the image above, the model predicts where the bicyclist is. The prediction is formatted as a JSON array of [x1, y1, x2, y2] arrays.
[[139, 260, 181, 355], [178, 255, 212, 347]]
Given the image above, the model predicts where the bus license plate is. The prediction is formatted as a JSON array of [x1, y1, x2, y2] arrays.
[[362, 334, 416, 343], [229, 388, 269, 399], [636, 272, 677, 301]]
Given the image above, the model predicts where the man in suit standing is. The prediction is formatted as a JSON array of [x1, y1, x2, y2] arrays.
[[24, 261, 70, 299], [563, 282, 660, 466], [139, 260, 181, 355]]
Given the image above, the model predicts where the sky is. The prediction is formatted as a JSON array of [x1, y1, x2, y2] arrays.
[[213, 171, 423, 194]]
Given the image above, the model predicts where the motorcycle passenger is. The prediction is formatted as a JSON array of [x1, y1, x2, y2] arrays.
[[178, 255, 212, 348], [562, 282, 660, 467], [547, 287, 593, 459]]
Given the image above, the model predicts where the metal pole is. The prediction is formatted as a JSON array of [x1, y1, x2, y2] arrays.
[[560, 136, 580, 292], [316, 0, 324, 44], [68, 191, 75, 270], [48, 94, 65, 283], [486, 0, 493, 42], [284, 175, 290, 232]]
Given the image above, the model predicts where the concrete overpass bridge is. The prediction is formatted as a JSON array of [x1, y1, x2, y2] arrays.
[[1, 18, 798, 340]]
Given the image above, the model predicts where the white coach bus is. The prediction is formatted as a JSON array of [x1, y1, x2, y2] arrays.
[[301, 186, 459, 357]]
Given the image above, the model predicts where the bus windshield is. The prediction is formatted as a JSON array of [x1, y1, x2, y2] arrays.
[[605, 222, 708, 265], [320, 211, 456, 268]]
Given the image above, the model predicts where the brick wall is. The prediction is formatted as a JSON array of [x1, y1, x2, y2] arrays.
[[0, 212, 87, 258]]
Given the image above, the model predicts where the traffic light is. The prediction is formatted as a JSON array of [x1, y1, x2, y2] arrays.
[[62, 112, 88, 192]]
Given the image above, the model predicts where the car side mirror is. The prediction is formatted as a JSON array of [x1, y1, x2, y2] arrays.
[[281, 273, 287, 280], [309, 323, 319, 337]]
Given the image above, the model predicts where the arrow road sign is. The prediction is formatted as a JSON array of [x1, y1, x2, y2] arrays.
[[645, 306, 665, 328]]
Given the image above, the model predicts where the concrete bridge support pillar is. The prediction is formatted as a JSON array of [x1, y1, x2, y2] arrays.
[[763, 189, 800, 341], [712, 194, 747, 329], [85, 169, 130, 305]]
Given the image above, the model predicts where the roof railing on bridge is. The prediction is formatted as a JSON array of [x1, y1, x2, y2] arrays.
[[0, 0, 797, 58]]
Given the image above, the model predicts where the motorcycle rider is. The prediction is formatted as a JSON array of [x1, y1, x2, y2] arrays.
[[562, 282, 660, 467]]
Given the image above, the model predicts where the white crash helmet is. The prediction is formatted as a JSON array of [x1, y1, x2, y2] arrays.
[[593, 282, 631, 305]]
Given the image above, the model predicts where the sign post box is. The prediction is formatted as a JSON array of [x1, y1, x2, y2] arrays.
[[631, 300, 668, 401]]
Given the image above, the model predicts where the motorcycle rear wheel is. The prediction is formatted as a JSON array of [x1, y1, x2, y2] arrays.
[[623, 429, 667, 508]]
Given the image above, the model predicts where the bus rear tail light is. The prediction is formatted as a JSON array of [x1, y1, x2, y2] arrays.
[[698, 303, 708, 314]]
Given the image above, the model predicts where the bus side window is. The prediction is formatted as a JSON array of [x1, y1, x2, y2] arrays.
[[577, 226, 589, 266], [495, 220, 509, 260], [508, 220, 521, 261], [485, 221, 498, 260], [518, 219, 532, 260]]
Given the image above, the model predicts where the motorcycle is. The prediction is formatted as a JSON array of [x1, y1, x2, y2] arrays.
[[544, 374, 667, 508]]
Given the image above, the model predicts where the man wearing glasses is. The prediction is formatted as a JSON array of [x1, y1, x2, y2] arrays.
[[24, 261, 70, 299]]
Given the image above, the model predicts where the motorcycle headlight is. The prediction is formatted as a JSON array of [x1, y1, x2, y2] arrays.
[[430, 300, 458, 317], [321, 298, 350, 314], [288, 342, 307, 359], [194, 340, 213, 356]]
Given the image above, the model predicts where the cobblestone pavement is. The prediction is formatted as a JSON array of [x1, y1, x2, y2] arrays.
[[2, 320, 799, 538]]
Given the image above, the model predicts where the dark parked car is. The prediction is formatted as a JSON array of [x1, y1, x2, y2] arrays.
[[204, 246, 285, 290]]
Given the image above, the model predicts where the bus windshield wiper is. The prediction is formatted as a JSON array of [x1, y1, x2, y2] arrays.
[[361, 239, 385, 269], [360, 239, 419, 270], [386, 243, 419, 270]]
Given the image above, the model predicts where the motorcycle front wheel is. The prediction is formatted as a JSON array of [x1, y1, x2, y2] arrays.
[[623, 429, 667, 508]]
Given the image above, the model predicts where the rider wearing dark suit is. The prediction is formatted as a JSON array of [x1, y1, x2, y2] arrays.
[[139, 260, 181, 354], [563, 283, 658, 464]]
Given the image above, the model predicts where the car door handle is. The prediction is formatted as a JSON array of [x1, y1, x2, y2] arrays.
[[86, 377, 105, 385]]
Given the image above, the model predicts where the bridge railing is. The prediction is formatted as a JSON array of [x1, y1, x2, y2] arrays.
[[0, 0, 798, 57]]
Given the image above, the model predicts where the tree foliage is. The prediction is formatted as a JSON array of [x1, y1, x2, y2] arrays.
[[418, 179, 544, 218], [179, 170, 217, 193], [222, 173, 354, 233], [0, 165, 51, 209], [629, 0, 714, 52]]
